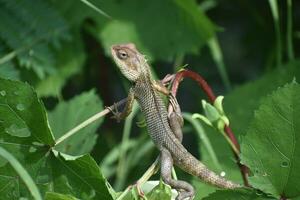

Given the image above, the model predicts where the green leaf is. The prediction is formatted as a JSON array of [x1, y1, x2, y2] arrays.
[[203, 188, 276, 200], [0, 78, 55, 145], [225, 60, 300, 136], [146, 180, 172, 200], [241, 82, 300, 198], [49, 153, 113, 200], [45, 192, 78, 200], [0, 78, 113, 199], [0, 146, 42, 200], [48, 89, 103, 156], [0, 0, 71, 79], [97, 0, 216, 60]]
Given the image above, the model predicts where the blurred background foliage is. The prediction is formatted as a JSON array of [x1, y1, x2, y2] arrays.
[[0, 0, 299, 198]]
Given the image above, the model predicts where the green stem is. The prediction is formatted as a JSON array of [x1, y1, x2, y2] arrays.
[[220, 130, 240, 156], [286, 0, 294, 60], [115, 104, 138, 190], [55, 98, 127, 146], [269, 0, 282, 67], [0, 147, 42, 200], [208, 37, 231, 90], [79, 0, 111, 19], [183, 113, 222, 171]]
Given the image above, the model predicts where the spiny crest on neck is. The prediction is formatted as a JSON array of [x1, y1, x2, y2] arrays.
[[111, 43, 151, 82]]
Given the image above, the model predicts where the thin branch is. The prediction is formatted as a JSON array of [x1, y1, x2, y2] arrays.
[[79, 0, 112, 19], [54, 98, 127, 146]]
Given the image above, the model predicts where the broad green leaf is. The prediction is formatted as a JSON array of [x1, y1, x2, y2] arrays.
[[49, 153, 113, 200], [120, 181, 175, 200], [241, 82, 300, 198], [0, 78, 113, 199], [97, 0, 216, 60], [0, 78, 54, 145], [203, 188, 276, 200], [48, 89, 103, 156], [146, 180, 172, 200], [224, 60, 300, 136]]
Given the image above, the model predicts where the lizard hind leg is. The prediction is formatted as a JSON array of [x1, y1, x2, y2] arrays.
[[160, 148, 195, 200]]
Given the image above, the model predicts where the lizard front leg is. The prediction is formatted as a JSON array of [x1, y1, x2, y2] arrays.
[[109, 88, 135, 122]]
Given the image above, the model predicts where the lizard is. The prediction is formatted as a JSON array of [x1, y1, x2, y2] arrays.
[[110, 43, 242, 200]]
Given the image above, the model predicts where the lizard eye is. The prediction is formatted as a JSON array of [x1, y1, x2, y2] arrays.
[[117, 50, 128, 60]]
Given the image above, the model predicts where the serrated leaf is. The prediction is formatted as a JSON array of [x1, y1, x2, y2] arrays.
[[48, 89, 103, 156], [224, 60, 300, 136], [203, 188, 276, 200], [241, 82, 300, 198], [49, 153, 113, 200], [0, 78, 113, 199]]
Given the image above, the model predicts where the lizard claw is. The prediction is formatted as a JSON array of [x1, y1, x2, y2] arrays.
[[106, 103, 122, 122], [161, 74, 175, 86]]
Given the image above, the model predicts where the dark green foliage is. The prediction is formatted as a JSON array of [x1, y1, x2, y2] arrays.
[[48, 89, 103, 156], [0, 0, 300, 199], [0, 0, 70, 79], [0, 78, 113, 199]]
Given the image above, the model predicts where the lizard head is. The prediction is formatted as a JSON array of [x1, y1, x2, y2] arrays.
[[111, 43, 147, 82]]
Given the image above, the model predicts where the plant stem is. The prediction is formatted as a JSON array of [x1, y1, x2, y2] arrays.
[[269, 0, 282, 67], [0, 147, 42, 200], [286, 0, 294, 60], [55, 98, 127, 146], [208, 37, 231, 90], [183, 113, 222, 171], [115, 103, 138, 190], [79, 0, 111, 19]]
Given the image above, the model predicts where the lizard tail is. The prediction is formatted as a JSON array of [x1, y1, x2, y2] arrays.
[[175, 150, 242, 189]]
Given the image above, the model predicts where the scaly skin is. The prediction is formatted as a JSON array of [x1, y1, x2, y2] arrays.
[[111, 43, 242, 200]]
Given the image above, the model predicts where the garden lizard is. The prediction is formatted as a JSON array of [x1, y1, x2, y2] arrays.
[[111, 43, 241, 200]]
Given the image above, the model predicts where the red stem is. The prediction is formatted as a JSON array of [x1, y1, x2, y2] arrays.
[[170, 69, 249, 187]]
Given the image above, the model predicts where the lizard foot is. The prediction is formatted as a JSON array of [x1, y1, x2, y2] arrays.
[[176, 191, 195, 200], [106, 103, 122, 122]]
